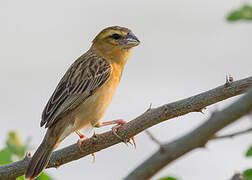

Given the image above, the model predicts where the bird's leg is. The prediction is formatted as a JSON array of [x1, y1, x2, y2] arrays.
[[75, 130, 96, 162], [99, 119, 136, 148]]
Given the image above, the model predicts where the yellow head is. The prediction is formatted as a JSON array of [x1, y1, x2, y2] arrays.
[[92, 26, 140, 63]]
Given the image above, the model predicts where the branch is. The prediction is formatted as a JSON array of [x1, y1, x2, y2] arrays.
[[125, 85, 252, 180], [0, 76, 252, 179], [213, 127, 252, 140]]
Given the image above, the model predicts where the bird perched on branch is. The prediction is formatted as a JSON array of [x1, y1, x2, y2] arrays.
[[25, 26, 140, 179]]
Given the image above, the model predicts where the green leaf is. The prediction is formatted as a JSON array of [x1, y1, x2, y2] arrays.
[[159, 177, 178, 180], [227, 4, 252, 22], [0, 148, 12, 165], [246, 145, 252, 157], [36, 172, 53, 180], [16, 175, 26, 180], [243, 169, 252, 180], [0, 131, 53, 180], [227, 11, 242, 21], [6, 131, 27, 159]]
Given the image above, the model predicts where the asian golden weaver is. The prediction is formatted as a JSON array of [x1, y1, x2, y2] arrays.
[[25, 26, 140, 179]]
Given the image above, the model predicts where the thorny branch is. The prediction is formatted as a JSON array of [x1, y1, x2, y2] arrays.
[[0, 76, 252, 180]]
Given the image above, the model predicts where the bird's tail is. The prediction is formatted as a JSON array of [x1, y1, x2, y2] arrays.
[[25, 136, 57, 180]]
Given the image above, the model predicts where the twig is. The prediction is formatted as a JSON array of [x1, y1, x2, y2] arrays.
[[145, 130, 166, 152], [0, 76, 251, 180], [213, 127, 252, 140]]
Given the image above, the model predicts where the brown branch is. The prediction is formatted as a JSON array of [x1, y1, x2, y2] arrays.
[[125, 86, 252, 180], [0, 76, 252, 180]]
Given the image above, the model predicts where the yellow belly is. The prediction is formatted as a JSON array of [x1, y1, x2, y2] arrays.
[[74, 64, 121, 129], [58, 62, 122, 142]]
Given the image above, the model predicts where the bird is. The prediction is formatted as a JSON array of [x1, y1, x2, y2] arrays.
[[24, 26, 140, 179]]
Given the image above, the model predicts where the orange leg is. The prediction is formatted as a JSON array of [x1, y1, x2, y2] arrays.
[[99, 119, 136, 148], [75, 130, 96, 162]]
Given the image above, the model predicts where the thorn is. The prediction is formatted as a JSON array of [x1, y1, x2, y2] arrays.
[[148, 103, 152, 110], [228, 74, 234, 83], [55, 163, 60, 169], [195, 107, 206, 114], [145, 103, 152, 112], [210, 134, 217, 140], [92, 131, 98, 139], [225, 74, 234, 87], [160, 146, 168, 153]]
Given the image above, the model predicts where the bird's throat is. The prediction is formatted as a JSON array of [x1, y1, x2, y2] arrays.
[[91, 44, 132, 67]]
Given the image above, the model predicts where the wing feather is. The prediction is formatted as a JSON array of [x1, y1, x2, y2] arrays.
[[41, 51, 112, 128]]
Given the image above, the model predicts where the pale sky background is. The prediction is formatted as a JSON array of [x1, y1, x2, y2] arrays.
[[0, 0, 252, 179]]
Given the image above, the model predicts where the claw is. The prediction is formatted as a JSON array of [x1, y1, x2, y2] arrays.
[[100, 119, 136, 148], [131, 136, 136, 149], [75, 130, 96, 162]]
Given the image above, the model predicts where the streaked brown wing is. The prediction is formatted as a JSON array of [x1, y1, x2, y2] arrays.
[[41, 52, 111, 128]]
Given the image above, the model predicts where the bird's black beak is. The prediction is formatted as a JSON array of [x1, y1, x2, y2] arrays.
[[122, 32, 140, 48]]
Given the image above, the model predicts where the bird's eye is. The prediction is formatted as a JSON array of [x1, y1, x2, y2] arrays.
[[111, 33, 121, 40]]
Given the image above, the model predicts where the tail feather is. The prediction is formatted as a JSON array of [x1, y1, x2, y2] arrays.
[[25, 138, 56, 179]]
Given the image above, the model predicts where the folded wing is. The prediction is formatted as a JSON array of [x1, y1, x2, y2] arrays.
[[41, 53, 112, 128]]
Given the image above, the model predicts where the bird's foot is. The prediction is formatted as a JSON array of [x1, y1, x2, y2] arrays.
[[101, 119, 136, 148], [75, 130, 96, 162]]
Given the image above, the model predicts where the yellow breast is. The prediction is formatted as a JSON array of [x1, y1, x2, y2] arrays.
[[72, 62, 123, 129]]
